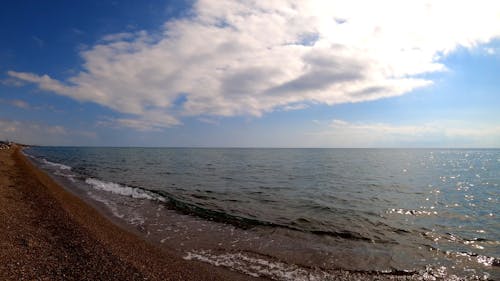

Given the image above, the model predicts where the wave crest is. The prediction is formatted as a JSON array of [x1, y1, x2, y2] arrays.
[[41, 158, 72, 171], [85, 178, 166, 202]]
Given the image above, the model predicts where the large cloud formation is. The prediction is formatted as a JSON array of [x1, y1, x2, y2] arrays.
[[8, 0, 500, 130]]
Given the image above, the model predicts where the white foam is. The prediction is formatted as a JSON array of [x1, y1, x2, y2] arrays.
[[386, 208, 437, 216], [85, 178, 166, 202], [87, 192, 125, 219], [128, 211, 146, 226], [52, 170, 77, 182], [183, 250, 335, 281], [476, 255, 495, 267], [87, 191, 146, 227], [41, 158, 72, 171], [416, 265, 491, 281]]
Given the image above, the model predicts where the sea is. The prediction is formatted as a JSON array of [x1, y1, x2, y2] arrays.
[[24, 147, 499, 280]]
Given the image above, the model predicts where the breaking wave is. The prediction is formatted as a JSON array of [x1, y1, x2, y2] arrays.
[[85, 178, 166, 202]]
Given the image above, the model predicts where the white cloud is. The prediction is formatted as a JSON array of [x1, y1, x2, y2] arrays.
[[197, 117, 220, 125], [32, 36, 44, 48], [100, 32, 135, 42], [10, 100, 30, 109], [0, 119, 96, 145], [0, 99, 31, 109], [96, 115, 177, 131], [312, 119, 500, 147], [1, 77, 25, 87], [7, 71, 72, 95], [7, 0, 500, 129], [484, 47, 497, 55], [281, 103, 309, 111], [71, 28, 84, 35]]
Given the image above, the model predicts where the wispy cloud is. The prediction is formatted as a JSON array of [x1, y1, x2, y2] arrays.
[[484, 47, 497, 55], [310, 119, 500, 147], [10, 99, 30, 109], [71, 28, 84, 35], [100, 32, 135, 42], [7, 0, 500, 130], [0, 119, 96, 145], [32, 36, 44, 48], [281, 103, 309, 111], [197, 117, 220, 125], [1, 77, 26, 87], [0, 98, 31, 109]]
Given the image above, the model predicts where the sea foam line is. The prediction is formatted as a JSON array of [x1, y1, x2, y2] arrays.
[[184, 250, 494, 280], [85, 178, 166, 202], [184, 250, 336, 281], [41, 158, 72, 171]]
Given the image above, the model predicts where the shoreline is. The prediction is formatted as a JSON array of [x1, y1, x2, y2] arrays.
[[0, 145, 259, 280], [7, 145, 498, 280]]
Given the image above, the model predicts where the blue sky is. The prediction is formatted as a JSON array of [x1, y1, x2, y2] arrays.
[[1, 0, 499, 147]]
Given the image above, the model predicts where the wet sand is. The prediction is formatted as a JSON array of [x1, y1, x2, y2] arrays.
[[0, 145, 260, 281]]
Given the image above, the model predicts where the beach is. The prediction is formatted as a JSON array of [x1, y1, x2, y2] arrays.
[[0, 145, 258, 281], [1, 145, 497, 281]]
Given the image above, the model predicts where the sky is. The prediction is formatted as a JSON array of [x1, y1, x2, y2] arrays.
[[0, 0, 499, 147]]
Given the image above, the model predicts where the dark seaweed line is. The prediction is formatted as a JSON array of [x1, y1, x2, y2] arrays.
[[146, 189, 386, 242]]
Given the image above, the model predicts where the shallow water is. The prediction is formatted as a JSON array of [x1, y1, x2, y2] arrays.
[[25, 147, 499, 280]]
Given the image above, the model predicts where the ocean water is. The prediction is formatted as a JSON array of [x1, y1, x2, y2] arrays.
[[25, 147, 499, 280]]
